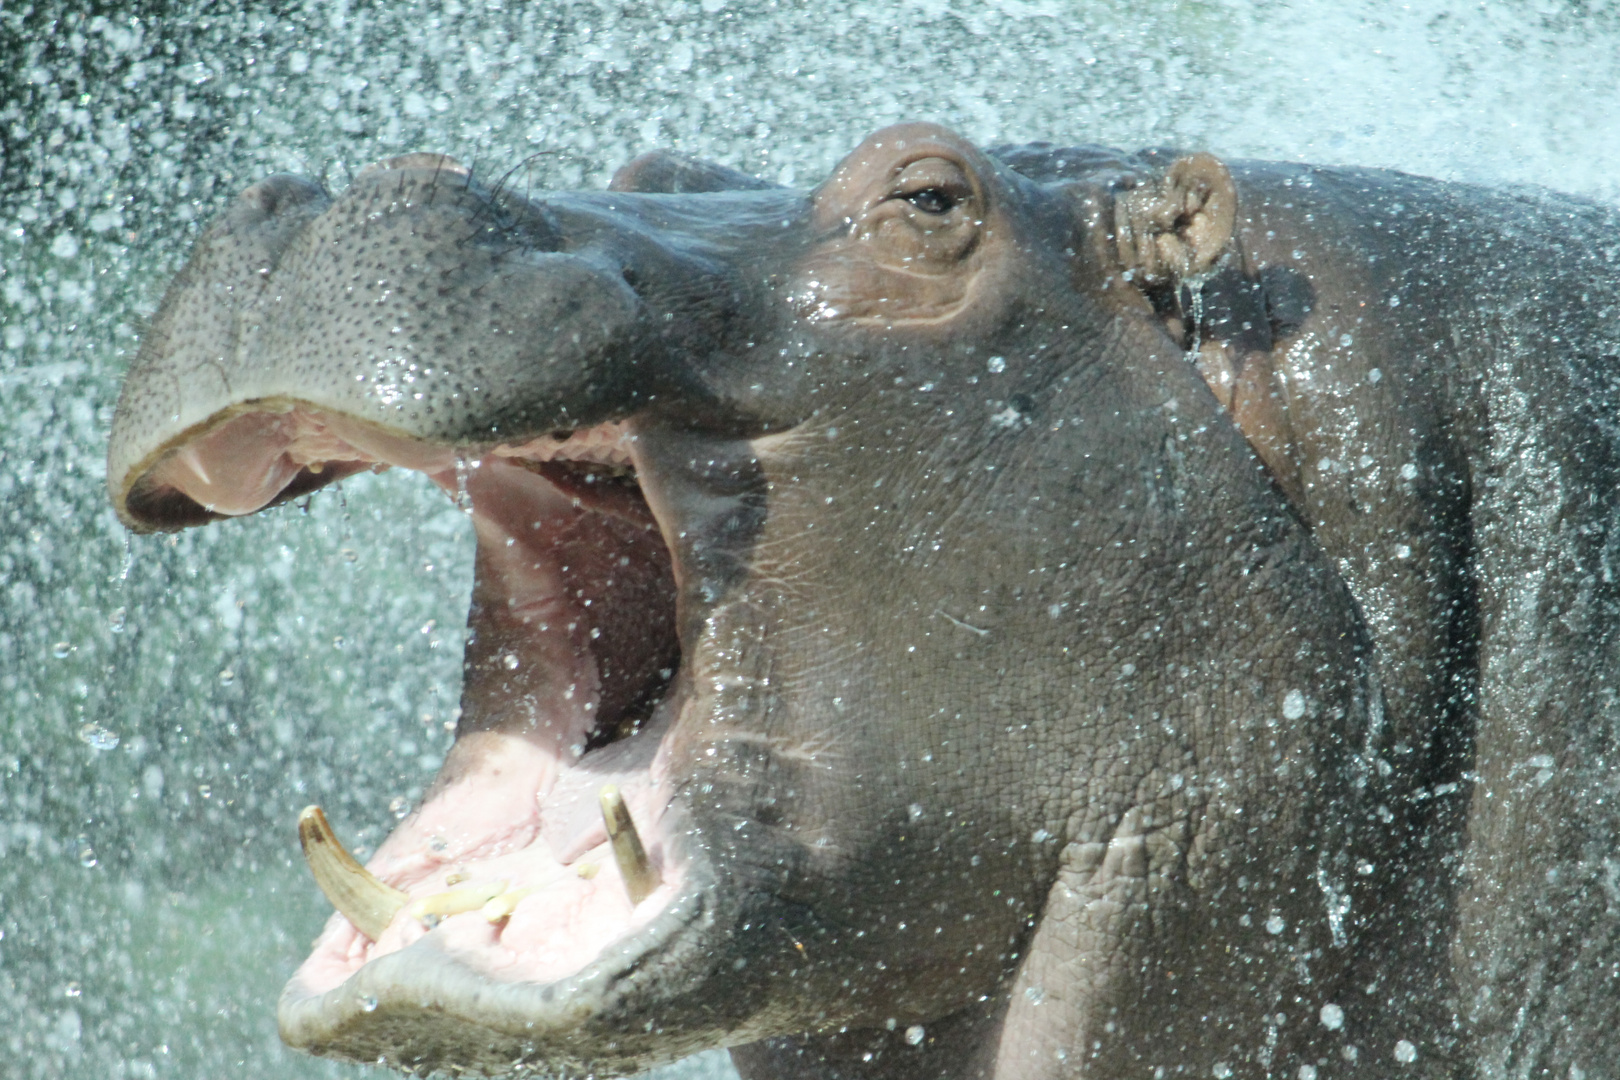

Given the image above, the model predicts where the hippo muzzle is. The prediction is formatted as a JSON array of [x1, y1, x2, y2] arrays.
[[113, 122, 1503, 1078], [108, 153, 833, 1072]]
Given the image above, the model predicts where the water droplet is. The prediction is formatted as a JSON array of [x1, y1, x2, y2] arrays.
[[1400, 462, 1419, 480], [361, 995, 378, 1012], [389, 796, 409, 819], [502, 653, 520, 670], [987, 356, 1006, 373], [1024, 985, 1046, 1005], [64, 981, 82, 998], [198, 784, 212, 799], [218, 669, 235, 686], [108, 607, 126, 633], [340, 547, 359, 563], [905, 1025, 925, 1046], [1266, 914, 1286, 935], [1213, 1064, 1232, 1078], [1283, 689, 1307, 720], [52, 641, 72, 658], [1339, 333, 1354, 347], [77, 838, 97, 868], [77, 723, 120, 751], [908, 803, 925, 822], [1299, 1066, 1319, 1080], [453, 455, 474, 514], [1393, 1039, 1417, 1064], [1319, 1003, 1345, 1030]]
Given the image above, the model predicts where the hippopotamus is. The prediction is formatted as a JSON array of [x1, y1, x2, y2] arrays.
[[106, 123, 1620, 1079]]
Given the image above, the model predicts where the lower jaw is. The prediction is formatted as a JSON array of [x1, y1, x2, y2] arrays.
[[279, 698, 728, 1076], [294, 690, 684, 981], [277, 820, 725, 1076]]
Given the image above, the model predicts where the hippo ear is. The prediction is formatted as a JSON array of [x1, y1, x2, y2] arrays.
[[1112, 153, 1236, 284], [609, 150, 782, 194]]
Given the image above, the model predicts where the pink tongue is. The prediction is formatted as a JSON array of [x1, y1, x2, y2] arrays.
[[364, 731, 561, 889]]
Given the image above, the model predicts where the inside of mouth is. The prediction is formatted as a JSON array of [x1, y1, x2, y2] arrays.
[[129, 405, 685, 993]]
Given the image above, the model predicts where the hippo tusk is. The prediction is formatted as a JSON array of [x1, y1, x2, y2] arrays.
[[599, 785, 660, 905], [298, 805, 408, 941]]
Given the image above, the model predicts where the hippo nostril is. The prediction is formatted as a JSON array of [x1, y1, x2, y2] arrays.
[[621, 267, 642, 292]]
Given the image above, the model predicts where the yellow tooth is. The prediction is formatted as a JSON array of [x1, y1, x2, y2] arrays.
[[599, 785, 660, 905], [481, 887, 535, 923], [575, 861, 600, 880], [408, 879, 508, 924], [297, 805, 409, 941]]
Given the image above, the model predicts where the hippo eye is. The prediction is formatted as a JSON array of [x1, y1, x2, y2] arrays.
[[904, 187, 957, 214]]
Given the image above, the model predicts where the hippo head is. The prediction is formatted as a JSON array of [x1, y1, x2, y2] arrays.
[[109, 124, 1376, 1075]]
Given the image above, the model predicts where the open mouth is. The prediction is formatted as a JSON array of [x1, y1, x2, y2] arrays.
[[125, 402, 706, 1053]]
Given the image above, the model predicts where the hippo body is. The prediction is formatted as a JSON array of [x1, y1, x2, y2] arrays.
[[107, 126, 1620, 1078]]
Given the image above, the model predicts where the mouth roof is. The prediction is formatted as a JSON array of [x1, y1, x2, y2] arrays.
[[133, 404, 681, 748], [125, 403, 702, 1056]]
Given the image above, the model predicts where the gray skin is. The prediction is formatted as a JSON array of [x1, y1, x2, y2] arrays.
[[104, 124, 1620, 1079]]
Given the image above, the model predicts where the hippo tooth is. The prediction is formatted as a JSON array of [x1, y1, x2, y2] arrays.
[[297, 805, 409, 941], [408, 879, 509, 925], [599, 785, 660, 905], [480, 887, 535, 923]]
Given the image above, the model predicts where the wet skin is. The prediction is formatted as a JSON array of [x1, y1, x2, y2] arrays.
[[107, 125, 1620, 1078]]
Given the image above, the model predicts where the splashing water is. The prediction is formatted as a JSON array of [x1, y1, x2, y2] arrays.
[[4, 2, 1619, 1078]]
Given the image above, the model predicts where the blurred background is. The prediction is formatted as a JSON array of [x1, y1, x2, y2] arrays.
[[2, 2, 1618, 1076]]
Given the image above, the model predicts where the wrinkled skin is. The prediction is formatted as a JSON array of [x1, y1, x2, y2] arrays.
[[106, 125, 1620, 1078]]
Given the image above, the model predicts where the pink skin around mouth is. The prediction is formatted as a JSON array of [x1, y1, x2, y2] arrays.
[[147, 406, 687, 992], [297, 727, 684, 993]]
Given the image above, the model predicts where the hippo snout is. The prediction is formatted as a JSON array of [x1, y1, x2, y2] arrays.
[[108, 155, 664, 531]]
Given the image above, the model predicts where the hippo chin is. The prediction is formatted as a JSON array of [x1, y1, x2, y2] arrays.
[[107, 124, 1620, 1078]]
